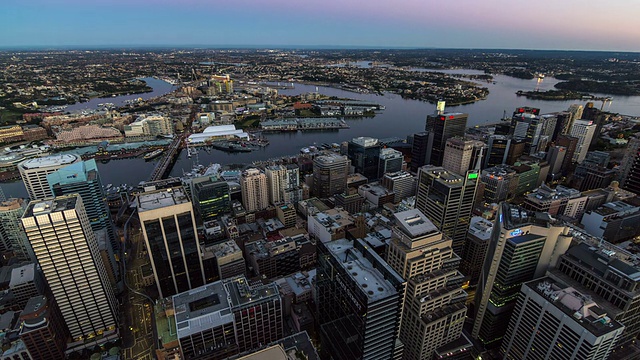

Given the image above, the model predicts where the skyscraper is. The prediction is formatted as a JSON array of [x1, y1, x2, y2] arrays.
[[18, 154, 81, 200], [381, 170, 416, 203], [425, 112, 468, 166], [0, 198, 31, 261], [386, 209, 468, 360], [480, 165, 518, 203], [316, 237, 404, 360], [501, 277, 623, 360], [240, 168, 269, 212], [619, 132, 640, 195], [555, 134, 579, 171], [569, 119, 597, 163], [546, 145, 567, 181], [410, 131, 434, 172], [193, 176, 230, 222], [348, 137, 381, 180], [19, 295, 69, 360], [472, 203, 572, 349], [47, 159, 120, 286], [415, 166, 478, 256], [442, 138, 485, 176], [312, 152, 350, 198], [460, 216, 493, 287], [486, 135, 511, 167], [21, 194, 118, 342], [136, 186, 205, 298]]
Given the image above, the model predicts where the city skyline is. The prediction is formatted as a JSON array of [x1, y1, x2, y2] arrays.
[[1, 0, 640, 51]]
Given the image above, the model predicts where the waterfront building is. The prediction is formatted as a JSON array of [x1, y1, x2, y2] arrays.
[[378, 147, 403, 178], [425, 112, 468, 167], [18, 154, 81, 200], [316, 237, 404, 360], [460, 216, 493, 286], [410, 131, 434, 172], [18, 295, 69, 360], [619, 132, 640, 195], [381, 170, 416, 203], [0, 198, 31, 261], [569, 119, 597, 163], [416, 166, 478, 256], [386, 209, 468, 360], [21, 194, 118, 342], [240, 168, 269, 213], [471, 203, 572, 350], [501, 277, 624, 360], [552, 242, 640, 346], [135, 186, 205, 298], [124, 114, 173, 137], [193, 177, 230, 222], [173, 276, 283, 360], [186, 125, 249, 144], [0, 125, 24, 144], [348, 137, 381, 180], [312, 152, 350, 198], [480, 165, 518, 203], [580, 201, 640, 242]]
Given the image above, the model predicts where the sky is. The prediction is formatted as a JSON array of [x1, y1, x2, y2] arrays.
[[1, 0, 639, 51]]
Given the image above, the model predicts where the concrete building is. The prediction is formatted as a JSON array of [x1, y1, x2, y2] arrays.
[[378, 147, 403, 178], [472, 203, 572, 350], [18, 295, 68, 360], [552, 242, 640, 346], [619, 133, 640, 195], [18, 154, 81, 200], [136, 186, 205, 298], [442, 138, 485, 176], [382, 170, 416, 203], [357, 183, 395, 208], [348, 137, 381, 180], [523, 184, 588, 220], [569, 120, 597, 163], [480, 165, 518, 203], [201, 240, 245, 282], [246, 236, 314, 280], [21, 195, 118, 342], [240, 168, 269, 213], [333, 189, 365, 214], [173, 276, 283, 360], [425, 112, 468, 166], [502, 277, 624, 360], [312, 153, 350, 198], [307, 208, 355, 243], [265, 165, 300, 206], [0, 199, 31, 261], [275, 204, 296, 228], [416, 166, 479, 256], [316, 237, 404, 360], [581, 201, 640, 243], [8, 264, 43, 310], [386, 209, 468, 360], [460, 217, 493, 286]]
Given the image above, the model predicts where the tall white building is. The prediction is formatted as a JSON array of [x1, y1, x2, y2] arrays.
[[21, 194, 118, 342], [442, 138, 485, 175], [266, 165, 301, 205], [18, 154, 81, 200], [241, 168, 269, 212], [569, 120, 597, 163], [502, 277, 624, 360]]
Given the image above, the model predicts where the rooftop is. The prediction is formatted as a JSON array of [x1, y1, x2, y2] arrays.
[[24, 194, 78, 217], [173, 281, 233, 339], [394, 209, 439, 238], [135, 187, 190, 212], [565, 243, 640, 283], [324, 238, 397, 302], [19, 153, 79, 170], [467, 217, 494, 241], [528, 277, 624, 337], [225, 276, 280, 308], [9, 263, 35, 288]]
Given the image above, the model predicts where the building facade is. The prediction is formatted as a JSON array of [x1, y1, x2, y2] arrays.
[[18, 154, 81, 200]]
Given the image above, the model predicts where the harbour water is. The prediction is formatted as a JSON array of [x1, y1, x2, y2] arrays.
[[3, 70, 640, 199]]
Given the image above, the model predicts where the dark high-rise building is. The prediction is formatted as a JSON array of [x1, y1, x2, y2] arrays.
[[410, 131, 434, 172], [555, 134, 579, 173], [136, 186, 205, 298], [316, 237, 404, 360], [472, 203, 572, 350], [425, 112, 468, 166], [460, 216, 493, 286], [381, 170, 416, 203], [18, 295, 69, 360], [571, 151, 615, 191], [501, 277, 624, 360], [546, 145, 567, 181], [486, 135, 511, 167], [620, 133, 640, 195], [378, 147, 403, 178], [348, 137, 381, 180], [193, 177, 230, 222], [480, 165, 518, 203], [312, 152, 350, 198], [505, 138, 525, 165], [552, 111, 572, 140], [416, 166, 478, 256]]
